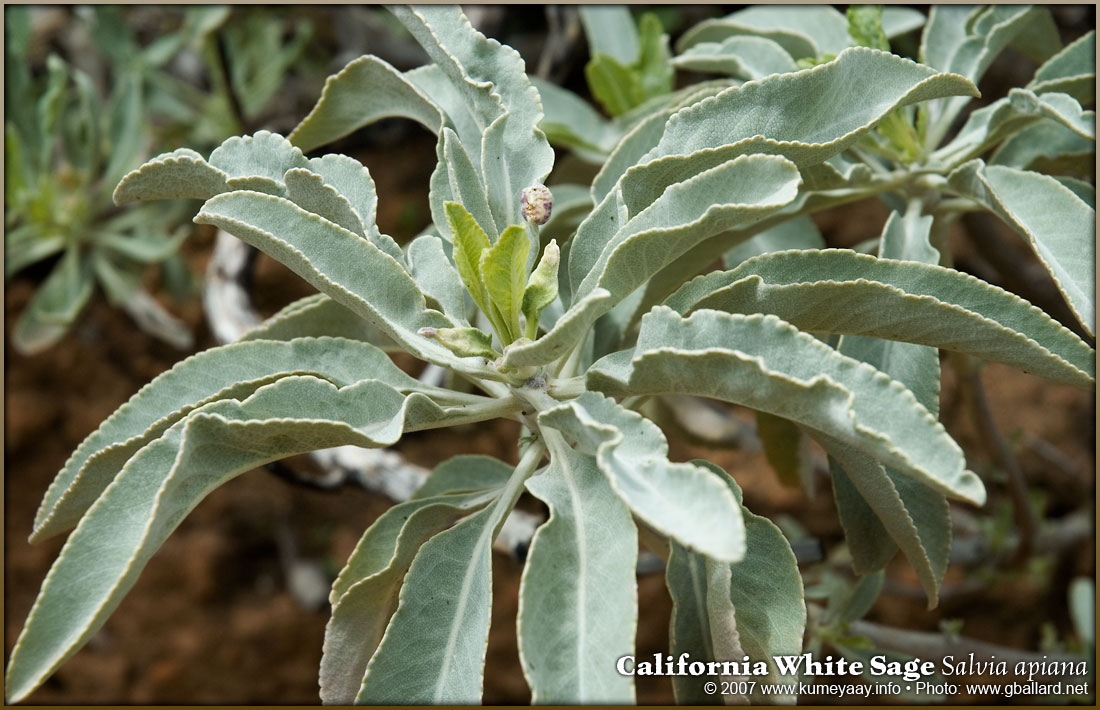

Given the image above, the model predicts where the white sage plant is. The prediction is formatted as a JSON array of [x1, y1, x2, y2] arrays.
[[6, 5, 1095, 705]]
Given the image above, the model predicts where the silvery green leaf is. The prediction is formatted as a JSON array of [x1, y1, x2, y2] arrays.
[[436, 128, 498, 243], [932, 89, 1095, 168], [622, 48, 977, 212], [677, 17, 818, 62], [6, 375, 454, 705], [392, 6, 554, 230], [411, 454, 514, 501], [947, 160, 1095, 335], [356, 447, 533, 704], [818, 433, 951, 607], [723, 216, 825, 269], [501, 288, 612, 370], [881, 7, 926, 38], [725, 6, 852, 56], [11, 247, 93, 356], [113, 147, 229, 203], [990, 119, 1095, 176], [305, 153, 406, 263], [288, 55, 442, 153], [31, 337, 418, 542], [322, 491, 494, 705], [667, 462, 804, 704], [919, 5, 1040, 144], [407, 234, 469, 324], [579, 5, 639, 65], [1055, 177, 1096, 209], [284, 167, 366, 237], [405, 64, 484, 164], [323, 455, 510, 705], [98, 226, 188, 265], [518, 442, 637, 703], [671, 36, 797, 79], [242, 295, 397, 348], [667, 249, 1095, 388], [590, 105, 675, 206], [195, 191, 465, 368], [1006, 7, 1062, 66], [755, 411, 813, 490], [575, 154, 801, 306], [207, 130, 309, 194], [823, 206, 951, 606], [1028, 30, 1095, 105], [480, 224, 530, 341], [540, 392, 746, 563], [532, 77, 618, 162], [589, 307, 985, 505], [540, 184, 593, 249]]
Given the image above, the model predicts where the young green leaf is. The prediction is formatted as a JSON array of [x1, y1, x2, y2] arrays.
[[443, 201, 492, 315], [847, 5, 890, 52], [522, 239, 559, 339], [422, 327, 498, 360], [479, 224, 530, 342]]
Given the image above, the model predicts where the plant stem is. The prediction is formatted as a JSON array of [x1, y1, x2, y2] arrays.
[[405, 395, 525, 432]]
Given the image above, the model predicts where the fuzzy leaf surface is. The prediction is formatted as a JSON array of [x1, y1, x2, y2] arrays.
[[518, 443, 637, 703], [540, 392, 746, 562], [588, 308, 985, 504], [666, 249, 1095, 388], [948, 160, 1096, 335]]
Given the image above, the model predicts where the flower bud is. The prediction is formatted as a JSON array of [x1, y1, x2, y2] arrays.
[[521, 184, 553, 225]]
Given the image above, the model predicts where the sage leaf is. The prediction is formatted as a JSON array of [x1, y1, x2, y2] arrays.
[[621, 47, 978, 214], [407, 234, 469, 325], [574, 154, 801, 305], [479, 224, 530, 341], [579, 6, 639, 65], [666, 248, 1095, 388], [521, 239, 559, 339], [671, 36, 797, 79], [208, 130, 309, 194], [11, 247, 93, 355], [1028, 30, 1095, 105], [444, 200, 493, 319], [518, 442, 637, 703], [540, 392, 746, 563], [31, 337, 418, 542], [7, 376, 454, 705], [112, 147, 228, 203], [589, 308, 986, 505], [288, 54, 442, 153], [668, 462, 804, 704], [947, 160, 1096, 335], [242, 295, 396, 349], [990, 119, 1095, 176], [195, 191, 464, 368], [501, 288, 612, 370]]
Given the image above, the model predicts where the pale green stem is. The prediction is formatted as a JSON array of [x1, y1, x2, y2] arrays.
[[405, 395, 524, 433], [488, 439, 547, 536], [554, 337, 587, 379], [547, 376, 585, 400]]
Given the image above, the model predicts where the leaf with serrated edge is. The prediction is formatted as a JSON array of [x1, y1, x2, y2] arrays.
[[576, 154, 801, 306], [588, 308, 985, 504], [518, 441, 637, 703], [6, 375, 460, 705], [948, 160, 1095, 336], [666, 249, 1094, 388], [32, 337, 415, 542], [441, 128, 499, 243], [990, 119, 1096, 175], [242, 295, 396, 349], [195, 191, 469, 369], [289, 54, 442, 153], [933, 89, 1095, 168], [392, 6, 554, 231], [305, 154, 405, 264], [1028, 30, 1095, 104], [621, 47, 977, 214], [671, 36, 797, 79], [113, 148, 228, 203], [411, 454, 514, 501], [284, 167, 365, 237], [723, 215, 824, 269], [540, 392, 746, 562], [677, 18, 818, 61], [208, 130, 309, 192]]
